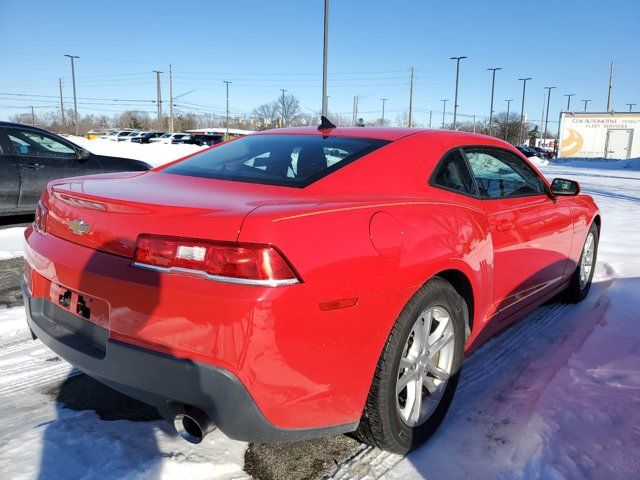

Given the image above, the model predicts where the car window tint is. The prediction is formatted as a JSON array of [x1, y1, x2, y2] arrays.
[[163, 134, 389, 187], [432, 149, 477, 196], [7, 129, 76, 158], [464, 148, 545, 199]]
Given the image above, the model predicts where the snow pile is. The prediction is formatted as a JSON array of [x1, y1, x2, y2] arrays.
[[0, 227, 25, 260], [528, 155, 549, 167], [65, 135, 207, 168]]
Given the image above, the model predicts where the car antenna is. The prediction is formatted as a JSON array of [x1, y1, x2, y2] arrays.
[[318, 115, 336, 131]]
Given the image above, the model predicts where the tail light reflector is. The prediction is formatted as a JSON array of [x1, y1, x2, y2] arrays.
[[34, 202, 48, 234], [133, 234, 300, 286]]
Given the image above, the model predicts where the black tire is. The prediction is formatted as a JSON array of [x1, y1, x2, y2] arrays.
[[564, 222, 599, 303], [353, 277, 466, 454]]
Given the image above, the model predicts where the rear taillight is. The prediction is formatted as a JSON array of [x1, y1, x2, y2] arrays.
[[132, 234, 300, 286], [34, 202, 48, 234]]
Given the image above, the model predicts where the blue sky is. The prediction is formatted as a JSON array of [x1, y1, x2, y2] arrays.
[[0, 0, 638, 127]]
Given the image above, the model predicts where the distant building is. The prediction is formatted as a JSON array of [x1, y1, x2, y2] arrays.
[[558, 111, 640, 159]]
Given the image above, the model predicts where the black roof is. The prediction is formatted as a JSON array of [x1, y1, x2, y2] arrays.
[[0, 121, 51, 132]]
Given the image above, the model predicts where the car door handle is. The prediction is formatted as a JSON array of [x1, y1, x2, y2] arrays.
[[20, 163, 44, 170], [495, 221, 515, 231]]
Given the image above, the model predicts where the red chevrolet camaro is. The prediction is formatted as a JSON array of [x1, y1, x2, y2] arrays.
[[23, 123, 600, 453]]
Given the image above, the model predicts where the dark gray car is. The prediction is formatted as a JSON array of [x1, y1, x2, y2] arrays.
[[0, 122, 151, 216]]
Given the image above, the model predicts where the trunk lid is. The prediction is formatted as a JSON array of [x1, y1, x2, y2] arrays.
[[44, 171, 294, 257]]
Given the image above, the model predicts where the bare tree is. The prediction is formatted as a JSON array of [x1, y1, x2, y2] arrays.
[[252, 101, 280, 130]]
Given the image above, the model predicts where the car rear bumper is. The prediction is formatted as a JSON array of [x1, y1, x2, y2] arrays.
[[23, 282, 357, 442]]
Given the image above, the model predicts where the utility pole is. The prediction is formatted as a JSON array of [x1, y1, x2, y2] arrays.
[[408, 66, 414, 127], [450, 56, 467, 129], [280, 88, 287, 127], [543, 86, 556, 145], [472, 115, 476, 133], [354, 96, 359, 126], [564, 93, 575, 111], [505, 99, 513, 141], [380, 98, 387, 124], [607, 61, 614, 112], [582, 99, 591, 111], [441, 99, 449, 129], [627, 103, 637, 112], [321, 0, 329, 117], [540, 91, 546, 142], [58, 78, 65, 132], [64, 55, 79, 135], [169, 64, 174, 132], [428, 110, 433, 128], [30, 106, 35, 125], [224, 81, 232, 138], [518, 77, 532, 144], [153, 70, 163, 129], [487, 67, 501, 135]]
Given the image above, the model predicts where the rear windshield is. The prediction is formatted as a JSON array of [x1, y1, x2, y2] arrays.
[[162, 134, 389, 187]]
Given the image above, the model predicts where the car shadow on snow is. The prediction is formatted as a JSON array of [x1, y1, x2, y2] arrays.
[[34, 239, 173, 480]]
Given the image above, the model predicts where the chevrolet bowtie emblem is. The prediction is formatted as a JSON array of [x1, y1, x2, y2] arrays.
[[68, 219, 91, 236]]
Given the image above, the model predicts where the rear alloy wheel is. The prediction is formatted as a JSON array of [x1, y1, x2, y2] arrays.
[[564, 222, 599, 303], [354, 278, 466, 454], [396, 306, 455, 427]]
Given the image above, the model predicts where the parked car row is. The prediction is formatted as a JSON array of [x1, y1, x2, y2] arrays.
[[98, 130, 226, 146], [516, 145, 555, 160]]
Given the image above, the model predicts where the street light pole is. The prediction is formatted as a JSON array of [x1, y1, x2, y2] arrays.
[[564, 93, 575, 110], [280, 88, 287, 127], [58, 78, 65, 132], [582, 99, 591, 111], [64, 54, 80, 135], [627, 103, 637, 112], [607, 61, 614, 112], [321, 0, 329, 117], [450, 56, 467, 129], [380, 98, 387, 124], [153, 70, 163, 129], [518, 77, 532, 144], [408, 67, 414, 127], [505, 99, 513, 141], [169, 64, 174, 132], [487, 67, 502, 135], [224, 81, 232, 138], [543, 86, 556, 144], [441, 99, 449, 129]]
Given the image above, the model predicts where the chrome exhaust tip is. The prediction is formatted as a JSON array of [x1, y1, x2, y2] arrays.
[[173, 409, 216, 444]]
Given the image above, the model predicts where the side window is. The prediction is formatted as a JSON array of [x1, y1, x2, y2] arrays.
[[432, 149, 477, 196], [7, 129, 76, 158], [464, 148, 545, 199]]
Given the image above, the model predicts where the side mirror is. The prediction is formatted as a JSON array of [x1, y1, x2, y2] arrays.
[[76, 147, 91, 161], [551, 178, 580, 196]]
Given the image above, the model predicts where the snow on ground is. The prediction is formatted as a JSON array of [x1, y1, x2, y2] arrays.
[[0, 227, 25, 260], [65, 135, 207, 168], [1, 156, 639, 479]]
